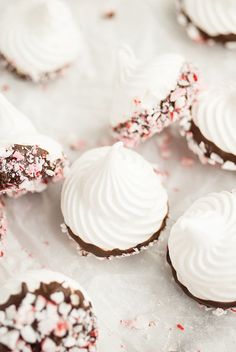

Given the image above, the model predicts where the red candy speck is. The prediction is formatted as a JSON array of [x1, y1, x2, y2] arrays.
[[176, 323, 185, 331]]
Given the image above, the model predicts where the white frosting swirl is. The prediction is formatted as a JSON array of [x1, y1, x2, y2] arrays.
[[61, 142, 168, 251], [0, 93, 63, 161], [0, 0, 81, 81], [0, 270, 89, 305], [182, 0, 236, 36], [110, 47, 185, 127], [168, 191, 236, 303], [192, 87, 236, 155]]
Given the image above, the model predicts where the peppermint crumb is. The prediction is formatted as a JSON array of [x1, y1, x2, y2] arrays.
[[148, 320, 157, 327], [176, 323, 185, 331], [103, 10, 115, 19], [181, 157, 195, 167], [1, 84, 10, 92]]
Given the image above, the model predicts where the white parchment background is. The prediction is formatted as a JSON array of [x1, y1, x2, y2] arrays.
[[0, 0, 236, 351]]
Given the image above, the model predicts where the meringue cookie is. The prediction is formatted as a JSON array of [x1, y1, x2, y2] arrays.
[[176, 0, 236, 48], [0, 199, 7, 258], [110, 46, 199, 147], [0, 93, 67, 197], [0, 0, 82, 82], [168, 191, 236, 309], [180, 86, 236, 171], [0, 270, 98, 352], [61, 142, 168, 258]]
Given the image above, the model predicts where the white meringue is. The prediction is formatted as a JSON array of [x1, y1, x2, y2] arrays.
[[168, 191, 236, 303], [0, 0, 81, 81], [61, 142, 168, 253]]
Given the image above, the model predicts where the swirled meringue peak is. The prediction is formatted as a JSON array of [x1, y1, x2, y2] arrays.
[[110, 46, 199, 147], [180, 86, 236, 171], [0, 93, 67, 197], [176, 0, 236, 48], [61, 142, 168, 258], [168, 191, 236, 308], [0, 0, 82, 82]]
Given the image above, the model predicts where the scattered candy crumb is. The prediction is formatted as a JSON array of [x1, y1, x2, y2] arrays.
[[158, 134, 173, 160], [120, 317, 157, 330], [176, 323, 185, 331], [103, 10, 116, 19], [1, 84, 10, 92], [181, 156, 195, 167]]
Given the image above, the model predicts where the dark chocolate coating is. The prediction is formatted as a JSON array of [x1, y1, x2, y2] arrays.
[[0, 281, 97, 352], [67, 213, 168, 258], [0, 144, 65, 194], [190, 121, 236, 165], [167, 249, 236, 309], [178, 0, 236, 45], [0, 53, 66, 82]]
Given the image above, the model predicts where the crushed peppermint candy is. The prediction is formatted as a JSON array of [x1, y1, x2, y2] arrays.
[[112, 63, 199, 147], [0, 281, 98, 351], [180, 156, 195, 167], [0, 144, 67, 197], [176, 323, 185, 331], [0, 199, 7, 258]]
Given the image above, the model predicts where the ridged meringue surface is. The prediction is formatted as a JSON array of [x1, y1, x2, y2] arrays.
[[0, 0, 81, 81], [168, 191, 236, 302], [61, 142, 168, 251], [182, 0, 236, 36], [192, 87, 236, 155]]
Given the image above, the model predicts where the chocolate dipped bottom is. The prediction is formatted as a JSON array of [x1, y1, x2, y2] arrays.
[[0, 0, 81, 83], [177, 0, 236, 48], [179, 6, 236, 44], [190, 121, 236, 165], [0, 144, 66, 196], [67, 213, 168, 258], [0, 53, 68, 83], [167, 250, 236, 309], [167, 191, 236, 310], [0, 93, 67, 197], [180, 87, 236, 170], [0, 271, 98, 351]]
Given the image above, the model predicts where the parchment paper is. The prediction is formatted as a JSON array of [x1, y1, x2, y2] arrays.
[[0, 1, 235, 351]]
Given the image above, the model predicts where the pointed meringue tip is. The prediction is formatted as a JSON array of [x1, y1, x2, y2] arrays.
[[106, 142, 123, 160]]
